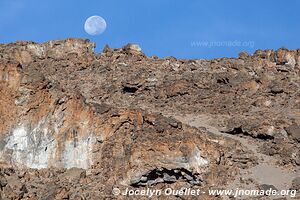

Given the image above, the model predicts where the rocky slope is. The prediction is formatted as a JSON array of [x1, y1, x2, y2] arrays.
[[0, 39, 299, 199]]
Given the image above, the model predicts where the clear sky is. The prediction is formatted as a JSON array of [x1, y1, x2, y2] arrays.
[[0, 0, 299, 59]]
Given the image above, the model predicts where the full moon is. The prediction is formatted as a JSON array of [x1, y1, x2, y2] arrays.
[[84, 15, 107, 36]]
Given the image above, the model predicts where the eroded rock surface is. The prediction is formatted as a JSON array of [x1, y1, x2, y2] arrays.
[[0, 39, 299, 199]]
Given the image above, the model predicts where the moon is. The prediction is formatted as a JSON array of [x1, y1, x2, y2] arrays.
[[84, 16, 107, 36]]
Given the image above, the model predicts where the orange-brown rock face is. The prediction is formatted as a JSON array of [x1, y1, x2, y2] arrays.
[[0, 39, 299, 199]]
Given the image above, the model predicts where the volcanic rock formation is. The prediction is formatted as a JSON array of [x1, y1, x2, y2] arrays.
[[0, 39, 299, 199]]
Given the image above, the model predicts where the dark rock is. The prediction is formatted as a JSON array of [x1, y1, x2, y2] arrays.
[[285, 124, 300, 142], [0, 174, 7, 188], [20, 184, 28, 193], [291, 177, 300, 191], [165, 117, 181, 128], [259, 184, 278, 191]]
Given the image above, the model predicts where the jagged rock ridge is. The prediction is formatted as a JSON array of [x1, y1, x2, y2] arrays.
[[0, 39, 299, 199]]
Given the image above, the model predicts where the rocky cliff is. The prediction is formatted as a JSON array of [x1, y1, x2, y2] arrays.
[[0, 39, 299, 199]]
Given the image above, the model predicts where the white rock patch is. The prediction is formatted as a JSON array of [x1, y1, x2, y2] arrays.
[[189, 147, 209, 173], [5, 123, 56, 169], [2, 121, 94, 170], [62, 136, 94, 169]]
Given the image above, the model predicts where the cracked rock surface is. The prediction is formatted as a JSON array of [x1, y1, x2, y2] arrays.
[[0, 39, 299, 199]]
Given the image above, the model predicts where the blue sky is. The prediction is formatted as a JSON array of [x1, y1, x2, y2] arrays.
[[0, 0, 299, 59]]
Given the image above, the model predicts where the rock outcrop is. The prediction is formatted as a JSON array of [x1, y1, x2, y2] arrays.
[[0, 39, 299, 199]]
